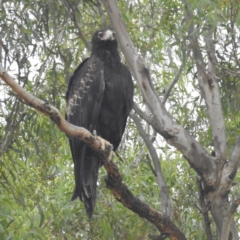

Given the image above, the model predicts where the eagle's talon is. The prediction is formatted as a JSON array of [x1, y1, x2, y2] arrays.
[[97, 136, 106, 151], [107, 150, 114, 163], [109, 144, 113, 152]]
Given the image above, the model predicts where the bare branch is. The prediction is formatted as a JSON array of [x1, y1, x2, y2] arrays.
[[0, 65, 186, 240], [197, 179, 213, 240], [0, 111, 26, 157], [228, 136, 240, 178], [211, 148, 240, 239], [60, 0, 92, 51], [219, 136, 240, 199], [220, 194, 240, 240], [130, 112, 172, 218], [103, 0, 217, 187], [105, 159, 186, 240], [0, 65, 105, 153], [204, 26, 226, 163], [72, 10, 92, 51], [96, 0, 108, 29], [0, 95, 27, 156], [133, 102, 158, 130], [182, 0, 226, 163], [162, 49, 189, 105], [229, 4, 240, 68]]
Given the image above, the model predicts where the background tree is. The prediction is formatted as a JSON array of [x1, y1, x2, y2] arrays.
[[0, 0, 240, 239]]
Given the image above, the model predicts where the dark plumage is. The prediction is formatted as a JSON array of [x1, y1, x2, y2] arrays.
[[66, 30, 134, 219]]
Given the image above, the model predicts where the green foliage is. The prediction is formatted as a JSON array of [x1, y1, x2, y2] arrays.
[[1, 0, 240, 239]]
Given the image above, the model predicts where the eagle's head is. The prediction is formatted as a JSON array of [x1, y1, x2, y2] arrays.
[[93, 29, 116, 42], [91, 30, 117, 51], [98, 30, 116, 41]]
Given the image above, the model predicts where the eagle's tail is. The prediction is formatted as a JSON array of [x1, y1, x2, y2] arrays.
[[71, 148, 101, 219]]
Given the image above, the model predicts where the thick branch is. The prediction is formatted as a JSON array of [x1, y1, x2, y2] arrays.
[[103, 0, 217, 187], [0, 65, 105, 154], [183, 0, 226, 162], [0, 65, 186, 239], [105, 160, 186, 240], [204, 27, 226, 163]]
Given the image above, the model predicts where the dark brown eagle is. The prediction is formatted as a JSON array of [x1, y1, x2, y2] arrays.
[[66, 30, 134, 219]]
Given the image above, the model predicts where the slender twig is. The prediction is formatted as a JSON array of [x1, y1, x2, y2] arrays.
[[145, 154, 157, 177], [96, 0, 108, 29], [0, 98, 26, 156], [130, 112, 172, 218], [60, 0, 91, 51], [71, 9, 92, 51], [162, 49, 189, 105]]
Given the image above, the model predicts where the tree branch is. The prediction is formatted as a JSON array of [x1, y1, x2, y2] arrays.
[[0, 65, 186, 239], [130, 112, 172, 218], [220, 194, 240, 240], [0, 109, 26, 157], [0, 65, 105, 154], [209, 139, 240, 238], [182, 0, 226, 163], [216, 136, 240, 209], [60, 0, 92, 51], [102, 0, 217, 187], [105, 158, 186, 240], [133, 102, 158, 130], [227, 136, 240, 180], [162, 49, 189, 105], [96, 0, 108, 29], [197, 179, 213, 240], [181, 3, 239, 237]]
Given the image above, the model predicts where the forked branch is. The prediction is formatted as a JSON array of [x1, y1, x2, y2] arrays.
[[103, 0, 217, 188]]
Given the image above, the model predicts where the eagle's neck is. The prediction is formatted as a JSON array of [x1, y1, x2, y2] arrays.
[[92, 46, 121, 69]]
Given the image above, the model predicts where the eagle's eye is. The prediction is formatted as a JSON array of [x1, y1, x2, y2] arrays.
[[98, 32, 103, 38]]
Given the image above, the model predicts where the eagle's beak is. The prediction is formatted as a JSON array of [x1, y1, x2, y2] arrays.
[[102, 30, 115, 41]]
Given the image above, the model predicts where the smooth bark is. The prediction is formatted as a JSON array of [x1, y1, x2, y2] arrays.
[[102, 0, 217, 188]]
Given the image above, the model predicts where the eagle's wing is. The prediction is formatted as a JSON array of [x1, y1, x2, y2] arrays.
[[66, 56, 105, 217]]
